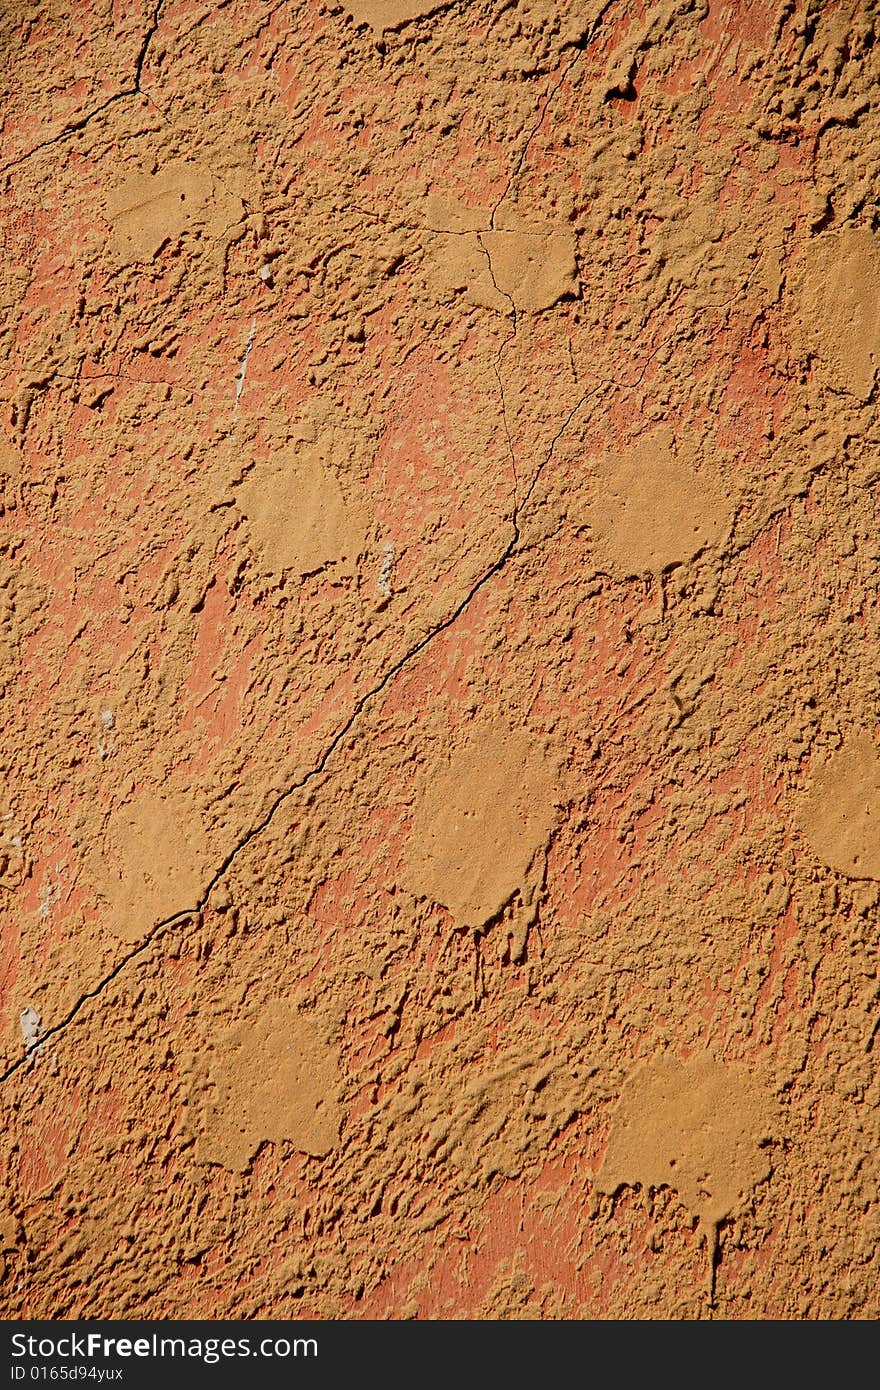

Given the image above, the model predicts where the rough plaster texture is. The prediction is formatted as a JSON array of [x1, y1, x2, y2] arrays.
[[2, 0, 880, 1320]]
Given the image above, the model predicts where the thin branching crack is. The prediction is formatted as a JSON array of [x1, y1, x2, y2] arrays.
[[488, 0, 619, 229], [474, 0, 619, 512], [0, 0, 625, 1085], [475, 231, 519, 504], [0, 0, 165, 178], [0, 381, 600, 1087], [2, 291, 718, 1088]]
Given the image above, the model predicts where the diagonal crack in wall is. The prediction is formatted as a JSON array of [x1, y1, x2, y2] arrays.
[[0, 383, 600, 1087], [0, 0, 625, 1087], [0, 0, 166, 178]]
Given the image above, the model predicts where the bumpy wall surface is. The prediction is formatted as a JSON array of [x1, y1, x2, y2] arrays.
[[2, 0, 880, 1319]]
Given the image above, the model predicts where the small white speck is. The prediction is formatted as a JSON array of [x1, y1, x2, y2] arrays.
[[38, 880, 58, 920], [100, 709, 114, 730], [233, 317, 257, 424], [378, 542, 394, 598], [20, 1005, 43, 1057]]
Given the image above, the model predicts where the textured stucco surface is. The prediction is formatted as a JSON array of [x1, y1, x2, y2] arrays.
[[2, 0, 880, 1319]]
